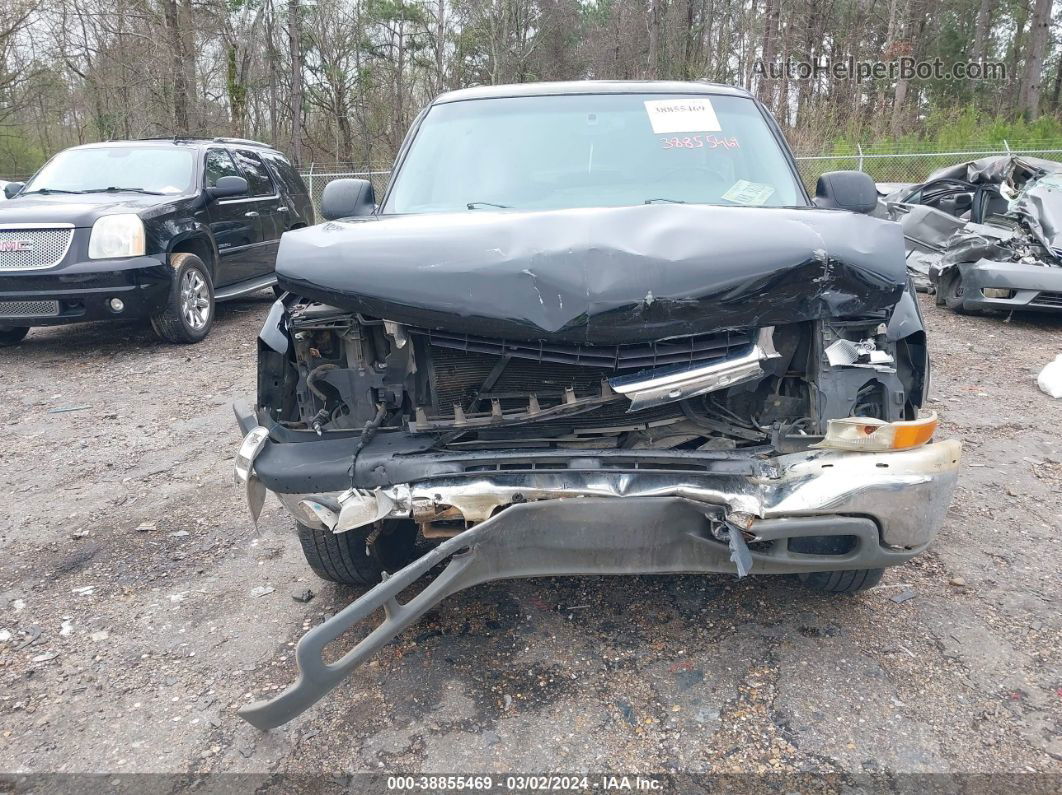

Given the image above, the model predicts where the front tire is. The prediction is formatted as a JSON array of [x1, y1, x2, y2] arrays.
[[938, 270, 967, 314], [297, 520, 418, 586], [0, 326, 29, 346], [151, 253, 215, 343], [798, 568, 884, 594]]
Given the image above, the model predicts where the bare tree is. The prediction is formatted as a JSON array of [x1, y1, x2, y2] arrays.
[[288, 0, 304, 163], [1019, 0, 1054, 119], [2, 0, 1060, 177]]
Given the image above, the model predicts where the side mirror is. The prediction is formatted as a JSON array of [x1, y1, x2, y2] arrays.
[[206, 175, 248, 200], [4, 182, 25, 199], [813, 171, 878, 214], [321, 178, 375, 220]]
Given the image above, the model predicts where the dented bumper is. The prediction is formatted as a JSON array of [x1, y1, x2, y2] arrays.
[[234, 402, 961, 553], [947, 259, 1062, 313], [233, 402, 960, 729]]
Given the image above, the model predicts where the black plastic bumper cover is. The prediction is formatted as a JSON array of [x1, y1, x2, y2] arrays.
[[238, 497, 903, 730], [0, 257, 171, 326]]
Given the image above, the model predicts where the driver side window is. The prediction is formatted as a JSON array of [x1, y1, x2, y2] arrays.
[[205, 149, 242, 190]]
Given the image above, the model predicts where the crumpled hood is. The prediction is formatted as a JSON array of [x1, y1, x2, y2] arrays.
[[277, 203, 907, 344], [0, 192, 181, 227]]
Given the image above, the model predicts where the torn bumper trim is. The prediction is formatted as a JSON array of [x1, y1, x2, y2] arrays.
[[609, 326, 780, 411], [237, 498, 909, 730]]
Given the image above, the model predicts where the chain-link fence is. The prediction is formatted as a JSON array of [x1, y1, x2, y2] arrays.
[[790, 141, 1062, 190]]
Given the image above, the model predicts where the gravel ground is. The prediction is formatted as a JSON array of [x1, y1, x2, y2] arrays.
[[0, 294, 1060, 784]]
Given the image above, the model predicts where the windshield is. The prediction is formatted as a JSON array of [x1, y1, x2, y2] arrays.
[[23, 147, 197, 195], [385, 93, 804, 214]]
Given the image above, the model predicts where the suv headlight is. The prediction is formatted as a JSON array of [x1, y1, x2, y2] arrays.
[[88, 214, 145, 259]]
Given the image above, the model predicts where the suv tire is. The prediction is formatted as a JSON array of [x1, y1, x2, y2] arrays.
[[297, 520, 418, 586], [0, 326, 29, 346], [797, 568, 884, 594], [151, 253, 215, 343]]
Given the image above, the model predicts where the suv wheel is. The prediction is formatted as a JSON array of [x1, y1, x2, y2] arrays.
[[797, 568, 884, 594], [151, 253, 215, 343], [0, 326, 29, 347], [297, 520, 418, 586]]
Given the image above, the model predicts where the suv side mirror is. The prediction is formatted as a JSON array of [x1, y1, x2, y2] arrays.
[[4, 182, 24, 199], [814, 171, 878, 214], [321, 178, 375, 220], [206, 175, 248, 201]]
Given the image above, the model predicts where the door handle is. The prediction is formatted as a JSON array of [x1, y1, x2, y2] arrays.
[[277, 206, 290, 213], [244, 211, 259, 218]]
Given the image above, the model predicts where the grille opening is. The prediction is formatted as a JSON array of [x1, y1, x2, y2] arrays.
[[1031, 291, 1062, 307], [0, 300, 61, 318], [415, 327, 754, 372], [788, 535, 858, 556]]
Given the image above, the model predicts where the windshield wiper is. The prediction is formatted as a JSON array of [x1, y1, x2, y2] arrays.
[[644, 198, 686, 204], [466, 201, 511, 210], [20, 188, 81, 195], [78, 187, 165, 195]]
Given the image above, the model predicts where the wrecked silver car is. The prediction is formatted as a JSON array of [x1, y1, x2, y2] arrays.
[[881, 155, 1062, 312], [232, 81, 961, 729]]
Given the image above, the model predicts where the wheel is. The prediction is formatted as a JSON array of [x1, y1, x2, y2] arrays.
[[0, 326, 29, 346], [296, 520, 418, 586], [797, 568, 884, 594], [938, 270, 967, 314], [151, 253, 215, 343]]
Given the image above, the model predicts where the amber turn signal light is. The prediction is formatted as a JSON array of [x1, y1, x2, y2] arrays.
[[813, 412, 938, 452]]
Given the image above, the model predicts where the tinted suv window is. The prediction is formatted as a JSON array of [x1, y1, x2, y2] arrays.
[[261, 151, 306, 196], [205, 148, 243, 189], [233, 150, 275, 196]]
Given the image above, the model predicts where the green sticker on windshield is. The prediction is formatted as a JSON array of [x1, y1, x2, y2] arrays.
[[722, 180, 775, 206]]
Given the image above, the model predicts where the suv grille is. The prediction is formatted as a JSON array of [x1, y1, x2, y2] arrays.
[[0, 227, 73, 271], [417, 328, 756, 433], [414, 328, 754, 373]]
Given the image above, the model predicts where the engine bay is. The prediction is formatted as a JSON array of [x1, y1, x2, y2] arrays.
[[256, 300, 927, 456]]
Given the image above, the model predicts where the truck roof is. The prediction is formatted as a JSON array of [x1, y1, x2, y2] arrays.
[[433, 80, 754, 105]]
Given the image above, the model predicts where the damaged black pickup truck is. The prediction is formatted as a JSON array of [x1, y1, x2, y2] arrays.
[[232, 81, 961, 729]]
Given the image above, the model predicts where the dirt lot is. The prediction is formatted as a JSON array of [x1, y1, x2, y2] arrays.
[[0, 294, 1060, 784]]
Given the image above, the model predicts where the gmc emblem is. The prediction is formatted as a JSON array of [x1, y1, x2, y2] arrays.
[[0, 240, 33, 253]]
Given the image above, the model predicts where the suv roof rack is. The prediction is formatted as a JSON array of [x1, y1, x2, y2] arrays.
[[134, 136, 199, 142], [212, 137, 273, 148], [128, 135, 275, 148]]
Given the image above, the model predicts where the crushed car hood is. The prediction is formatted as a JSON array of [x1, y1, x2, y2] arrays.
[[277, 204, 907, 343]]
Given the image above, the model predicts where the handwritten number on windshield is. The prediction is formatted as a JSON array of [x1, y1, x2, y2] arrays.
[[659, 135, 740, 150]]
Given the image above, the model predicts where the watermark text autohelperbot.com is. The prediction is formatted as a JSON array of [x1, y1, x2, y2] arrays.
[[754, 57, 1006, 82]]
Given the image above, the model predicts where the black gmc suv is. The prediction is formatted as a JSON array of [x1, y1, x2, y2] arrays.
[[0, 137, 313, 345]]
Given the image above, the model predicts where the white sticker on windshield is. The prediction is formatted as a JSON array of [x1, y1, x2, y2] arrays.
[[644, 99, 721, 134], [722, 180, 775, 206]]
